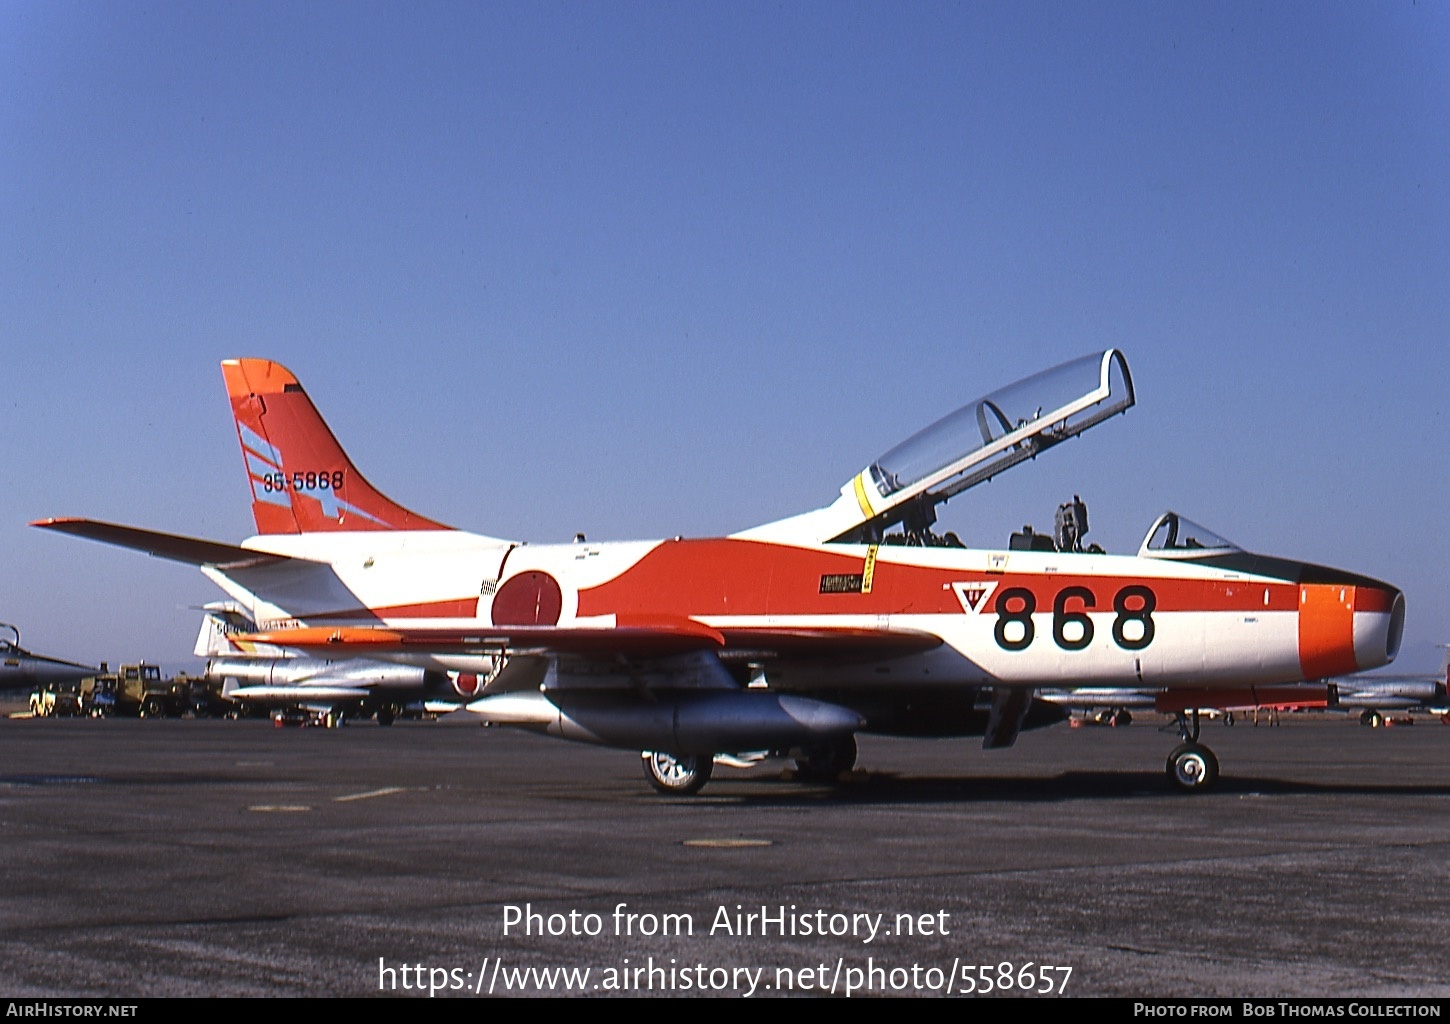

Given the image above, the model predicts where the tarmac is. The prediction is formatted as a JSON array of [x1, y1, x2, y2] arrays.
[[2, 705, 1448, 999]]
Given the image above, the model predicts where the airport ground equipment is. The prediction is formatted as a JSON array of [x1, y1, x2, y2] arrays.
[[78, 663, 223, 718]]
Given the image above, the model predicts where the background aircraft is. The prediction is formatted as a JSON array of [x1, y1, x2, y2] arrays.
[[196, 603, 480, 725], [1044, 672, 1450, 728], [34, 351, 1403, 794], [0, 622, 97, 692], [1323, 671, 1450, 726], [1041, 684, 1331, 727]]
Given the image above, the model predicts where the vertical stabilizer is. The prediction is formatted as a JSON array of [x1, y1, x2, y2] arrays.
[[194, 602, 272, 657], [223, 359, 450, 534]]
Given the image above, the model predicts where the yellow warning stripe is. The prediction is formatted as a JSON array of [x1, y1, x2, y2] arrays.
[[852, 471, 876, 519], [862, 545, 878, 594]]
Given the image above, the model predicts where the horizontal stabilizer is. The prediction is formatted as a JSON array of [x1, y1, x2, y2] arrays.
[[31, 518, 303, 568]]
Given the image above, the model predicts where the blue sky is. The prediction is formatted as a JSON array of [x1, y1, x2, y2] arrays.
[[3, 1, 1447, 674]]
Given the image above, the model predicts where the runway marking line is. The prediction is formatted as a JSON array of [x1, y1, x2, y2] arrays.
[[248, 805, 312, 813], [334, 786, 409, 803], [682, 838, 773, 848]]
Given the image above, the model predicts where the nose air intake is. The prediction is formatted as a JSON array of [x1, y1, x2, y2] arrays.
[[1373, 587, 1406, 666], [1298, 579, 1403, 678]]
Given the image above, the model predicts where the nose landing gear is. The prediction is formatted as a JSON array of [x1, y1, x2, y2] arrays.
[[1166, 709, 1220, 793]]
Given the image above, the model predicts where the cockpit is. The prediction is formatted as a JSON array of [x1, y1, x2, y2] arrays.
[[999, 504, 1243, 560], [1138, 512, 1242, 558]]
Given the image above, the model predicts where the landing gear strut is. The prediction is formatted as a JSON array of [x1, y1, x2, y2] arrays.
[[1166, 709, 1220, 793]]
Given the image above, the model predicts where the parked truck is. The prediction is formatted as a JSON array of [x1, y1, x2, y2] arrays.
[[78, 663, 222, 718]]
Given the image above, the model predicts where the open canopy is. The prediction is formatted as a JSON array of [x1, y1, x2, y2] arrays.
[[737, 349, 1135, 545], [867, 349, 1134, 508]]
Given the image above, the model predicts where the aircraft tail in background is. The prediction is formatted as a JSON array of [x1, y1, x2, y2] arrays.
[[193, 601, 288, 658]]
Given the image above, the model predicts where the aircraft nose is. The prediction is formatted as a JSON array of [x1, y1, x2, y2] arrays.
[[1299, 578, 1403, 678], [1357, 583, 1405, 669]]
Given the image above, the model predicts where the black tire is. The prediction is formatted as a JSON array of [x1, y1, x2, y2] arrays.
[[794, 735, 859, 781], [1166, 743, 1219, 793], [376, 706, 395, 727], [641, 751, 713, 795]]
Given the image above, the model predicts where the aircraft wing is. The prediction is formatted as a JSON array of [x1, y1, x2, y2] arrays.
[[240, 620, 941, 661], [716, 625, 941, 658], [1154, 684, 1331, 712], [30, 518, 303, 568]]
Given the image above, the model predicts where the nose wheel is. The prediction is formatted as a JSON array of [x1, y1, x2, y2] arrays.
[[1166, 742, 1219, 792], [1165, 709, 1220, 793]]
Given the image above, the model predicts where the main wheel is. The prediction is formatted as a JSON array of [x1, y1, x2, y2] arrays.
[[794, 735, 859, 781], [641, 751, 713, 795], [1166, 742, 1219, 793]]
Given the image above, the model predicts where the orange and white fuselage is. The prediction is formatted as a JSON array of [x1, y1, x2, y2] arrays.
[[211, 525, 1401, 694]]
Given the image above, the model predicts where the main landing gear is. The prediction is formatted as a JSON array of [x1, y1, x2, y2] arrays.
[[1166, 709, 1220, 793], [641, 736, 862, 796], [641, 751, 713, 795], [794, 735, 859, 783]]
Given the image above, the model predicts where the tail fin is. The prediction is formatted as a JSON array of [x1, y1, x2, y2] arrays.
[[223, 358, 450, 534], [193, 601, 277, 657]]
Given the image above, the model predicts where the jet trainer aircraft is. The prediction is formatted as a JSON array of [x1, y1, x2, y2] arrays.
[[33, 351, 1404, 794]]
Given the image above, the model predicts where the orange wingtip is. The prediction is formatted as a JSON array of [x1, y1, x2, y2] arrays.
[[222, 358, 300, 399]]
